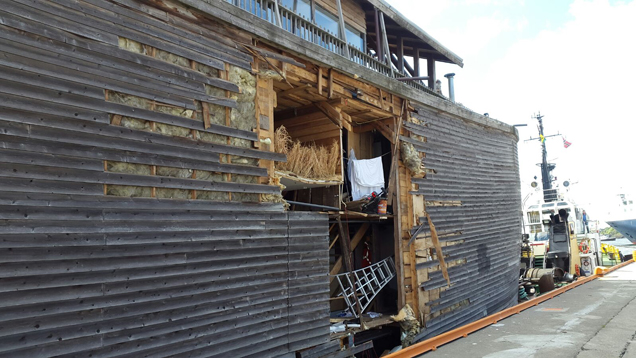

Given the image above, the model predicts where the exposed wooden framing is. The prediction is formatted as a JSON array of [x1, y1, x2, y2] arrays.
[[317, 66, 323, 95], [336, 217, 353, 273], [427, 57, 436, 89], [371, 121, 394, 144], [315, 101, 343, 129], [335, 0, 350, 59], [426, 212, 450, 286], [329, 222, 370, 282], [278, 83, 313, 97], [328, 68, 334, 99]]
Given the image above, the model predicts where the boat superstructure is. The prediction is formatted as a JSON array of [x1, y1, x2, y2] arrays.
[[606, 194, 636, 243]]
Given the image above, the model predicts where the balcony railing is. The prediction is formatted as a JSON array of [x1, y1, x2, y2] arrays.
[[227, 0, 441, 98]]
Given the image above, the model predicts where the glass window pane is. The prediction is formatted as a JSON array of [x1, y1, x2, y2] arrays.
[[280, 0, 311, 19], [315, 6, 339, 35], [345, 25, 364, 50]]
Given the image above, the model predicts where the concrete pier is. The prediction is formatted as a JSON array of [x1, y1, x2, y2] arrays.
[[420, 263, 636, 357]]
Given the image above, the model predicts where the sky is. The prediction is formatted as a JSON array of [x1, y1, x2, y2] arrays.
[[388, 0, 636, 220]]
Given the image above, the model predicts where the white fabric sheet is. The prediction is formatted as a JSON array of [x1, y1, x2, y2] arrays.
[[349, 151, 384, 200]]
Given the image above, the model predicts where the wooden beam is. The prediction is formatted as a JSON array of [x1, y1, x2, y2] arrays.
[[426, 212, 450, 286], [371, 120, 395, 144], [335, 0, 350, 59], [379, 12, 392, 68], [315, 101, 343, 129], [336, 217, 353, 273], [329, 222, 371, 281], [414, 49, 420, 77], [275, 98, 345, 121], [273, 0, 283, 28], [427, 57, 436, 89], [374, 8, 382, 60], [317, 66, 323, 95], [328, 68, 334, 99], [278, 83, 312, 97], [397, 36, 404, 73]]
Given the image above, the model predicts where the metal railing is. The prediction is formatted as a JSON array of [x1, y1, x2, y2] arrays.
[[228, 0, 441, 97]]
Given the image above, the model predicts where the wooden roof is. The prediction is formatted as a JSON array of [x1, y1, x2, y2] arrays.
[[362, 0, 464, 67]]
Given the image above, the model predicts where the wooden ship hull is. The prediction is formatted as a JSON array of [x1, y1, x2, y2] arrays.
[[0, 0, 521, 356]]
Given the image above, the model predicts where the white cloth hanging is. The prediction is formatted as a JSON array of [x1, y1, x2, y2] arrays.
[[349, 150, 384, 200]]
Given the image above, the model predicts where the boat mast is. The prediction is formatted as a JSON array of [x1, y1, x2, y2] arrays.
[[532, 113, 558, 202]]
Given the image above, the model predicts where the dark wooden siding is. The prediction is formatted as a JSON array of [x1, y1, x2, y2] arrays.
[[0, 0, 330, 356], [408, 105, 521, 340]]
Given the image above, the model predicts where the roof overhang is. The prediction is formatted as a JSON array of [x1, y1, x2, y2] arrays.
[[363, 0, 464, 67]]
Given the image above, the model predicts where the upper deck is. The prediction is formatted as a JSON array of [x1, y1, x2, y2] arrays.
[[223, 0, 462, 95]]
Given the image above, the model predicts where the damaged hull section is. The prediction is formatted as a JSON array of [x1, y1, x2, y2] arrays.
[[404, 105, 521, 341]]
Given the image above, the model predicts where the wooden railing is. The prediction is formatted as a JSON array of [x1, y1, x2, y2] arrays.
[[228, 0, 441, 98]]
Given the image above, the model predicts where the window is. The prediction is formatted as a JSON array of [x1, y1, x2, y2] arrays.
[[315, 6, 339, 35], [280, 0, 311, 19], [345, 24, 364, 50], [557, 202, 568, 206], [527, 211, 540, 224]]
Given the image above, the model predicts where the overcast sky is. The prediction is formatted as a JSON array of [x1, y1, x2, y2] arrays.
[[389, 0, 636, 219]]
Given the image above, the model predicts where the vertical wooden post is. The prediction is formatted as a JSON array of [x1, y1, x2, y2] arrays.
[[374, 8, 382, 60], [317, 67, 323, 95], [414, 49, 420, 77], [397, 36, 404, 74], [379, 12, 392, 76], [273, 0, 283, 28], [335, 0, 350, 59], [427, 57, 436, 89]]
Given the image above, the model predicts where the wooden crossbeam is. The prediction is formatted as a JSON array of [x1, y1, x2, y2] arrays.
[[315, 101, 343, 129], [329, 222, 371, 281]]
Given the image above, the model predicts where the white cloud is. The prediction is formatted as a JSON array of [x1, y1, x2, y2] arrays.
[[392, 0, 636, 217], [467, 0, 636, 215]]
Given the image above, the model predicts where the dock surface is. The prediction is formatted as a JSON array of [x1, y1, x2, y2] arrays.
[[420, 263, 636, 357]]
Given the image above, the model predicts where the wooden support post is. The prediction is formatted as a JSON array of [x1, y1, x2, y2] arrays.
[[273, 0, 283, 28], [317, 67, 323, 95], [336, 217, 353, 273], [335, 0, 350, 59], [397, 36, 404, 74], [328, 68, 334, 99], [375, 8, 382, 60], [427, 57, 436, 90], [414, 50, 420, 77], [379, 12, 392, 73]]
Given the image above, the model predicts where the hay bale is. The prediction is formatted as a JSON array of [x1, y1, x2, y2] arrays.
[[274, 126, 340, 180]]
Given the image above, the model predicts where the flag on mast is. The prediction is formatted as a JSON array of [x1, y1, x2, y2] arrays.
[[562, 136, 572, 148]]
